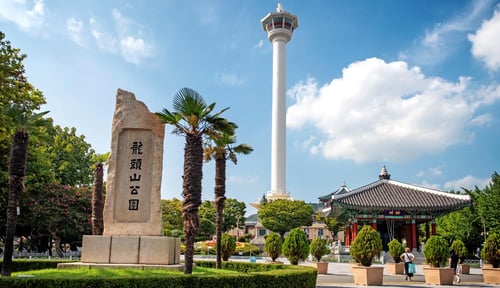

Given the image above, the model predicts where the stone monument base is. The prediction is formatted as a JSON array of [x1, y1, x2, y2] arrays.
[[58, 235, 181, 269]]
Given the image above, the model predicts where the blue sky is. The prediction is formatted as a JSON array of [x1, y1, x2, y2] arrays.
[[2, 0, 500, 216]]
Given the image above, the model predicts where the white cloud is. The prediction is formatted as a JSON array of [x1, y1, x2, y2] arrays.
[[429, 167, 443, 176], [402, 1, 492, 66], [287, 57, 500, 163], [471, 113, 493, 126], [255, 40, 264, 49], [0, 0, 47, 30], [469, 7, 500, 71], [120, 36, 149, 65], [444, 175, 491, 191], [67, 17, 85, 47], [214, 72, 245, 86]]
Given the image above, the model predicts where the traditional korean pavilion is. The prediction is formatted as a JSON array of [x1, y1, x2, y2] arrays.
[[322, 166, 472, 250]]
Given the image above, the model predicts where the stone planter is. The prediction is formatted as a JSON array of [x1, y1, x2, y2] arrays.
[[385, 262, 404, 275], [316, 262, 329, 274], [483, 267, 500, 285], [352, 266, 384, 286], [423, 267, 455, 285], [460, 263, 470, 275]]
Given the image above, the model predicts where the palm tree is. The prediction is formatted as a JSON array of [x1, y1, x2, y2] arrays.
[[156, 87, 232, 274], [204, 129, 253, 269], [2, 107, 50, 276], [91, 153, 109, 235]]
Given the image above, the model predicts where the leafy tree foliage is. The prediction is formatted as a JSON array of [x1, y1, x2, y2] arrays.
[[258, 199, 314, 238], [282, 228, 309, 265], [350, 225, 382, 267], [476, 172, 500, 234], [423, 235, 450, 267], [264, 232, 282, 262], [221, 233, 236, 261], [310, 237, 329, 262], [162, 198, 183, 236]]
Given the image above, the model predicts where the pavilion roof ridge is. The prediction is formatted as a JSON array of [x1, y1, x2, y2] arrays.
[[387, 179, 471, 200]]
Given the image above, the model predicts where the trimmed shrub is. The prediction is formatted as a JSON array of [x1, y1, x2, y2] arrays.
[[264, 232, 282, 262], [481, 233, 500, 268], [221, 233, 236, 261], [450, 239, 467, 260], [423, 235, 449, 267], [282, 228, 309, 265], [387, 239, 405, 263], [350, 225, 382, 267], [310, 238, 329, 262]]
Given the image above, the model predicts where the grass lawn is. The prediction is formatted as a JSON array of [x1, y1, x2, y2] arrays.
[[12, 266, 238, 279]]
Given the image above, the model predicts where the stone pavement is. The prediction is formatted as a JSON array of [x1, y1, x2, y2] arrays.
[[315, 262, 495, 288]]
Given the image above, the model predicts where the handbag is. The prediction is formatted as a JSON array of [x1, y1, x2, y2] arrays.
[[408, 262, 416, 274]]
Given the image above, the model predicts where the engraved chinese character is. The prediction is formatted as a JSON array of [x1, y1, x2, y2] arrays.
[[130, 141, 144, 155], [129, 199, 139, 210], [130, 173, 141, 181], [130, 159, 142, 170], [130, 185, 140, 195]]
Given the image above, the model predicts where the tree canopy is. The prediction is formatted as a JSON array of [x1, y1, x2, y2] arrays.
[[258, 199, 314, 238]]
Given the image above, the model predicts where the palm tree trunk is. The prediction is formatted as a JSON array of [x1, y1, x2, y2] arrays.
[[91, 162, 104, 235], [2, 131, 28, 277], [214, 156, 226, 269], [182, 134, 203, 274]]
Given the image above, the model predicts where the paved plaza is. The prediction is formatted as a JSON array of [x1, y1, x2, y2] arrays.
[[314, 262, 494, 288]]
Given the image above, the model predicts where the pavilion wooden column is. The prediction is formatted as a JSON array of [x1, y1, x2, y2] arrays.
[[411, 220, 417, 250], [352, 220, 358, 241], [345, 225, 351, 246], [371, 219, 377, 230], [431, 220, 436, 235], [405, 222, 412, 249]]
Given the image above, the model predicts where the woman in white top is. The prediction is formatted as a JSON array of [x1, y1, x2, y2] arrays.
[[400, 247, 415, 281]]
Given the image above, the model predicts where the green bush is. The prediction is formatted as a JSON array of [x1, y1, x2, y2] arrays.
[[387, 239, 404, 263], [423, 235, 449, 267], [264, 232, 283, 262], [310, 238, 329, 262], [481, 233, 500, 268], [221, 233, 236, 261], [282, 228, 309, 265], [450, 239, 467, 259], [350, 225, 382, 267]]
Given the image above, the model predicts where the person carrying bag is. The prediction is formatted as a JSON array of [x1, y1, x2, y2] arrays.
[[400, 247, 415, 281]]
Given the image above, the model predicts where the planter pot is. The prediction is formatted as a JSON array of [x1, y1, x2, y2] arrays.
[[483, 267, 500, 285], [316, 262, 329, 274], [460, 263, 470, 275], [423, 267, 455, 285], [352, 266, 384, 286], [386, 262, 404, 275]]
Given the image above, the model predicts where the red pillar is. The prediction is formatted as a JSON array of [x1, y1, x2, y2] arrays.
[[352, 220, 358, 242], [405, 222, 412, 249], [345, 225, 351, 246], [371, 219, 377, 230], [411, 220, 417, 250], [431, 221, 436, 235]]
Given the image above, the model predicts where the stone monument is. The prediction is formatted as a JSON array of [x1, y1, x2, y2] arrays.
[[59, 89, 180, 269]]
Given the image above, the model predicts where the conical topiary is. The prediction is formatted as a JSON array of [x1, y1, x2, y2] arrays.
[[423, 235, 449, 267], [350, 225, 383, 267], [310, 238, 330, 262], [282, 228, 309, 265], [388, 239, 405, 263], [481, 233, 500, 268]]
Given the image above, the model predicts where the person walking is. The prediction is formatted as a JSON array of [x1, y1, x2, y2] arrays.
[[400, 247, 415, 281], [449, 249, 461, 283]]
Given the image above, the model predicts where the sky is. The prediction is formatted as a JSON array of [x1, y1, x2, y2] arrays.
[[1, 0, 500, 216]]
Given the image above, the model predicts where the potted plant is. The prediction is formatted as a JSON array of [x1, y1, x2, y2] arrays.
[[450, 239, 470, 274], [350, 225, 384, 286], [422, 235, 455, 285], [310, 237, 330, 274], [264, 232, 283, 263], [386, 239, 405, 275], [481, 232, 500, 284], [221, 233, 236, 261], [282, 228, 309, 265]]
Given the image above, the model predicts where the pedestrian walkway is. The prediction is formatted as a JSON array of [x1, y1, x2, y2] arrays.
[[314, 262, 495, 288]]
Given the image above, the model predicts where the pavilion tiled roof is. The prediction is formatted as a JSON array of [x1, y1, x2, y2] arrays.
[[331, 179, 472, 213]]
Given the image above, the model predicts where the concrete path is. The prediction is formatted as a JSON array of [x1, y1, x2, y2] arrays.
[[315, 262, 494, 288]]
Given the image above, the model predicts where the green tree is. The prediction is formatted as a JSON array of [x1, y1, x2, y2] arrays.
[[350, 225, 383, 267], [204, 127, 252, 268], [476, 172, 500, 234], [258, 199, 314, 238], [221, 233, 236, 261], [1, 108, 51, 276], [264, 232, 282, 262], [155, 87, 232, 274], [162, 198, 183, 236], [282, 228, 309, 265], [91, 153, 109, 235], [310, 238, 329, 262]]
